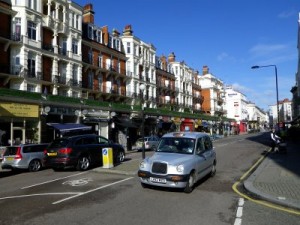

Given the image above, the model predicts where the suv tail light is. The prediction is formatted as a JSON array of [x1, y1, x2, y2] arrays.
[[14, 147, 22, 159], [59, 148, 72, 154]]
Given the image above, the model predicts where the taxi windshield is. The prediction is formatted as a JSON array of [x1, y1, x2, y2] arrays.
[[156, 137, 195, 154]]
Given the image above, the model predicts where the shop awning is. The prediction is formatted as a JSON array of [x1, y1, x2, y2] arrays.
[[114, 118, 138, 128], [47, 123, 92, 133]]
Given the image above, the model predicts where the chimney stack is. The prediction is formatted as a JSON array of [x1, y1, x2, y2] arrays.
[[123, 24, 133, 36], [168, 52, 175, 63], [202, 65, 209, 75], [83, 4, 94, 24], [160, 55, 167, 70]]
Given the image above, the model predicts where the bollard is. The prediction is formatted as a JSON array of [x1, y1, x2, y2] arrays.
[[102, 148, 114, 168]]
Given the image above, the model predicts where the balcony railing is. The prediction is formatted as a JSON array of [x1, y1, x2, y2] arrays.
[[42, 43, 54, 52], [11, 33, 22, 42], [59, 48, 67, 56], [68, 79, 82, 88], [53, 75, 67, 84]]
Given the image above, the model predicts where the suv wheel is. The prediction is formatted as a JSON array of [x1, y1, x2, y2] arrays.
[[76, 156, 90, 171], [118, 151, 125, 163], [28, 159, 42, 172]]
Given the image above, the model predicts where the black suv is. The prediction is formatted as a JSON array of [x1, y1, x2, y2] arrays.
[[43, 134, 125, 171]]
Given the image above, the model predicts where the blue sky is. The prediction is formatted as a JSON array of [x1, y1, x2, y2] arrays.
[[74, 0, 299, 111]]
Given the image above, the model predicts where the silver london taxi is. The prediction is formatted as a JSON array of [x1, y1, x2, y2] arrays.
[[138, 132, 216, 193]]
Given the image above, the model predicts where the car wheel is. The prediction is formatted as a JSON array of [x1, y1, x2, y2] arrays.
[[28, 159, 42, 172], [76, 156, 90, 171], [117, 151, 125, 163], [184, 172, 195, 193], [210, 161, 217, 177]]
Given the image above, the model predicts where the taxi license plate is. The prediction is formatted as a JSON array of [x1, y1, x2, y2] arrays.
[[150, 177, 167, 184], [47, 152, 57, 156]]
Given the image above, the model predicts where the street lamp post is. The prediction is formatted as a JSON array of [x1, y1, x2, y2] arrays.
[[139, 84, 146, 159], [251, 65, 280, 126]]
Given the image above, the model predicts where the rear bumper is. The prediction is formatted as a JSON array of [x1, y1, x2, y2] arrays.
[[1, 163, 27, 170], [44, 157, 77, 169]]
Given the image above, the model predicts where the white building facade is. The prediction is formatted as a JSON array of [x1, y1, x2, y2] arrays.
[[199, 68, 226, 117], [121, 25, 157, 109], [247, 102, 268, 131], [10, 0, 83, 97], [225, 86, 249, 133], [269, 99, 293, 127], [167, 53, 193, 112]]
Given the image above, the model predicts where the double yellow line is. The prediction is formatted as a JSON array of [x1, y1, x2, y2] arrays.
[[232, 149, 300, 216]]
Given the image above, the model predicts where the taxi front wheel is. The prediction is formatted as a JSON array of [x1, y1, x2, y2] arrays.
[[184, 172, 195, 193]]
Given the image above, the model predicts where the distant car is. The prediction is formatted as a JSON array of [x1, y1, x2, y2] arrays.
[[138, 132, 216, 193], [1, 143, 49, 172], [132, 136, 160, 151], [43, 134, 125, 171]]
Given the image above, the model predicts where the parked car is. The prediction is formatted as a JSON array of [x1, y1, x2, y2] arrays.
[[132, 135, 160, 151], [138, 132, 217, 193], [43, 134, 125, 171], [1, 143, 49, 172]]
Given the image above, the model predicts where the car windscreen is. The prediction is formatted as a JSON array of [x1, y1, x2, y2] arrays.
[[156, 137, 195, 154]]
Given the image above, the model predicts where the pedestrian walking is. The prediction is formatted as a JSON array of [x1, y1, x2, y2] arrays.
[[270, 128, 281, 152]]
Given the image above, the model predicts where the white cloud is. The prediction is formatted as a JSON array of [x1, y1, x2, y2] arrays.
[[217, 52, 237, 62], [231, 83, 252, 94], [249, 42, 297, 65], [249, 44, 287, 58], [278, 10, 296, 18]]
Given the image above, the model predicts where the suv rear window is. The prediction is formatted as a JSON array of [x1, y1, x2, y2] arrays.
[[23, 144, 48, 153], [3, 147, 18, 156], [48, 138, 69, 148]]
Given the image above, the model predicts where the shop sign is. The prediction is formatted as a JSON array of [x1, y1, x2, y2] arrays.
[[0, 103, 39, 118], [173, 117, 181, 124], [86, 110, 109, 118]]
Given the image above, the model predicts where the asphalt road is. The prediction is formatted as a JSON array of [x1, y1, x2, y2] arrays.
[[0, 132, 299, 225]]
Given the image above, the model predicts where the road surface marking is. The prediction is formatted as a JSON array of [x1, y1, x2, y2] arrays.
[[21, 172, 88, 189], [53, 177, 134, 204], [0, 192, 82, 200], [63, 178, 93, 186], [234, 198, 244, 225]]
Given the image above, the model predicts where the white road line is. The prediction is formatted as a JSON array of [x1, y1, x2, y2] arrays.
[[53, 177, 134, 205], [0, 192, 83, 200], [234, 198, 245, 225], [236, 207, 243, 218], [21, 172, 88, 189], [234, 218, 242, 225]]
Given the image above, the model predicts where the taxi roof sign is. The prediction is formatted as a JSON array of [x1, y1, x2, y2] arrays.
[[172, 132, 185, 137]]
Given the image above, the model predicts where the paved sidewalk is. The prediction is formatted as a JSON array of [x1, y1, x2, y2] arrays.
[[244, 141, 300, 210], [94, 157, 140, 176]]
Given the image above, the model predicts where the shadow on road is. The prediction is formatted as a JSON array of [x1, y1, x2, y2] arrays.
[[245, 132, 300, 178]]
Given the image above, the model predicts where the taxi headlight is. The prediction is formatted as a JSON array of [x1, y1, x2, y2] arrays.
[[176, 164, 184, 172], [140, 161, 145, 169]]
